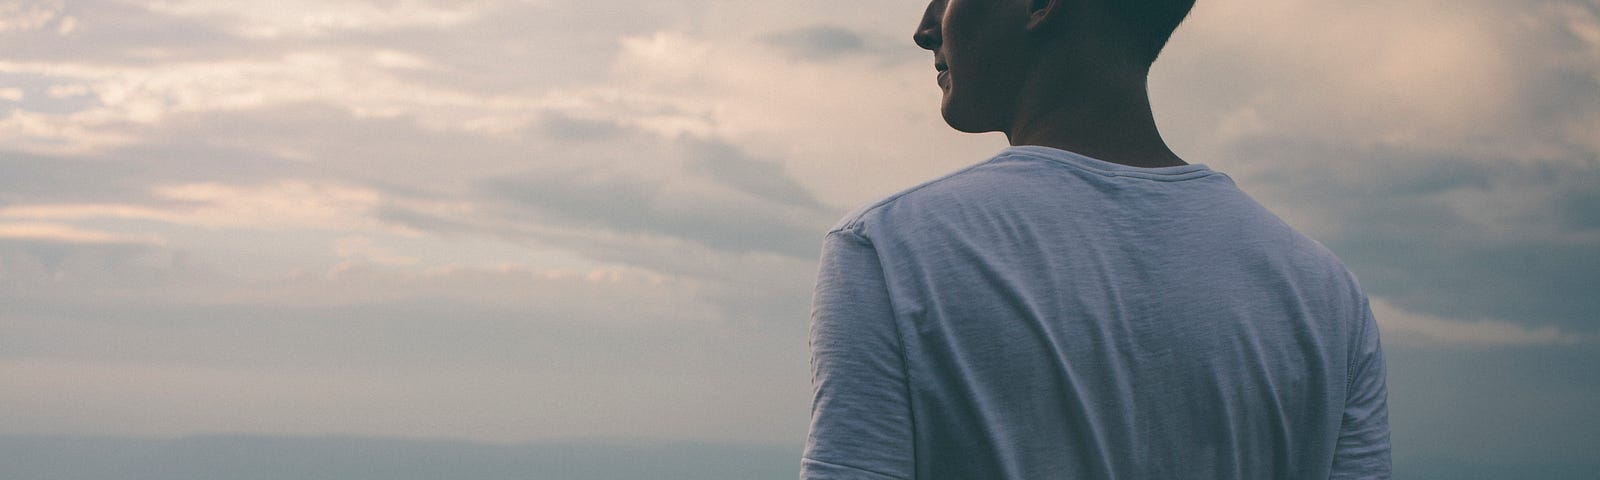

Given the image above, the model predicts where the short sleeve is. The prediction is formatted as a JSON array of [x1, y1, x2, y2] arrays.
[[1330, 296, 1392, 479], [801, 230, 915, 480]]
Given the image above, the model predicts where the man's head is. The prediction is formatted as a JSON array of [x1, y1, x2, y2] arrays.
[[913, 0, 1196, 134]]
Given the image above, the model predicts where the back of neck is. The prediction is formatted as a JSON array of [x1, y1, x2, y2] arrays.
[[1005, 67, 1185, 168]]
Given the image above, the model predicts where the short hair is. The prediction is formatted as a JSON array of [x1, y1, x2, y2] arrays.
[[1103, 0, 1197, 66]]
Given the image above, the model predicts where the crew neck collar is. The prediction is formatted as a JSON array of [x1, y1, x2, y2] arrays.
[[1002, 145, 1214, 181]]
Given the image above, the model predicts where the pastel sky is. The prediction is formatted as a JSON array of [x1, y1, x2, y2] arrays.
[[1, 0, 1597, 476]]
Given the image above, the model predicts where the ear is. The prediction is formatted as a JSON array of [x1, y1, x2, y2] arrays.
[[1025, 0, 1064, 33]]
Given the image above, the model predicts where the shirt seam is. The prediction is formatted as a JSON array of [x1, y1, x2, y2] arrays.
[[828, 156, 1007, 234], [1001, 147, 1220, 182], [803, 456, 911, 480]]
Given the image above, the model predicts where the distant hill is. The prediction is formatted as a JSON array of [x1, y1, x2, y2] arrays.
[[0, 434, 800, 480]]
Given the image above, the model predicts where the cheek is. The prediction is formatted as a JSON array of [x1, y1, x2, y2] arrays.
[[943, 8, 1026, 67], [948, 38, 1022, 93], [940, 0, 1002, 45]]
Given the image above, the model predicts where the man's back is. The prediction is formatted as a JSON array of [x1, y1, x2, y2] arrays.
[[803, 146, 1389, 479]]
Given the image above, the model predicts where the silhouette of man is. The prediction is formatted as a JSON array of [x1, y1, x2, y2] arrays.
[[802, 0, 1391, 478]]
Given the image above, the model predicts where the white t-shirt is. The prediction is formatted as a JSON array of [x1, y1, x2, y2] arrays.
[[803, 146, 1390, 479]]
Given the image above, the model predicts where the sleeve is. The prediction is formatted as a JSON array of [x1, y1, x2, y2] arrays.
[[1330, 295, 1392, 479], [801, 230, 916, 480]]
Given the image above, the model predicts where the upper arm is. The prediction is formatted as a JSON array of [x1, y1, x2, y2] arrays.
[[1330, 296, 1391, 479], [802, 230, 915, 480]]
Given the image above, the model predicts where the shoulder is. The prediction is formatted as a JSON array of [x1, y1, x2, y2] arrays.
[[1246, 207, 1372, 320], [827, 151, 1038, 238]]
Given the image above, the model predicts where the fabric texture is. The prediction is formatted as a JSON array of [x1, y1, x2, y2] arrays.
[[803, 146, 1390, 479]]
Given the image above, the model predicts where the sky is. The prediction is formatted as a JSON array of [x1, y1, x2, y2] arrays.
[[0, 0, 1597, 477]]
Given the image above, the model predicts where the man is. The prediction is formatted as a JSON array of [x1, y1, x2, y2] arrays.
[[802, 0, 1390, 478]]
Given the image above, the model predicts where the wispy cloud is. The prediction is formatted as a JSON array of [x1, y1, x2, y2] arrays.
[[1372, 297, 1593, 347], [0, 222, 163, 245], [0, 181, 387, 231]]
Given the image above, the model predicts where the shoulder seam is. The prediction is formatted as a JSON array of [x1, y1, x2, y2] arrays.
[[825, 227, 873, 244], [829, 154, 1006, 234]]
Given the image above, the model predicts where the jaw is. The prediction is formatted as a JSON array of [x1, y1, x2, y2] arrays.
[[941, 100, 1004, 134], [938, 78, 1018, 134]]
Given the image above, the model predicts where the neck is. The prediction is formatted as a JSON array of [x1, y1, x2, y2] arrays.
[[1004, 67, 1185, 169]]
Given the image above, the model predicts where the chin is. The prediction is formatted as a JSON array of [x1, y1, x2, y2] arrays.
[[940, 104, 998, 134]]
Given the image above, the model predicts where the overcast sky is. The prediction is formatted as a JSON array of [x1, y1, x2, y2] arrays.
[[1, 0, 1597, 475]]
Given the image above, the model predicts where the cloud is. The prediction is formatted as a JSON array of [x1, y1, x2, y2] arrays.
[[480, 163, 824, 259], [685, 139, 823, 208], [0, 235, 194, 298], [614, 31, 717, 90], [1372, 296, 1592, 347], [0, 150, 152, 203], [1158, 0, 1600, 161], [537, 111, 627, 142], [301, 105, 839, 263], [0, 180, 388, 231], [333, 236, 416, 266], [0, 50, 528, 154], [0, 0, 246, 65], [761, 25, 870, 61], [0, 222, 163, 245], [0, 0, 67, 33], [138, 0, 490, 38], [598, 27, 1000, 210], [0, 231, 810, 443]]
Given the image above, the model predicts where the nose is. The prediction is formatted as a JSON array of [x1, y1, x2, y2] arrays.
[[913, 0, 943, 51]]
